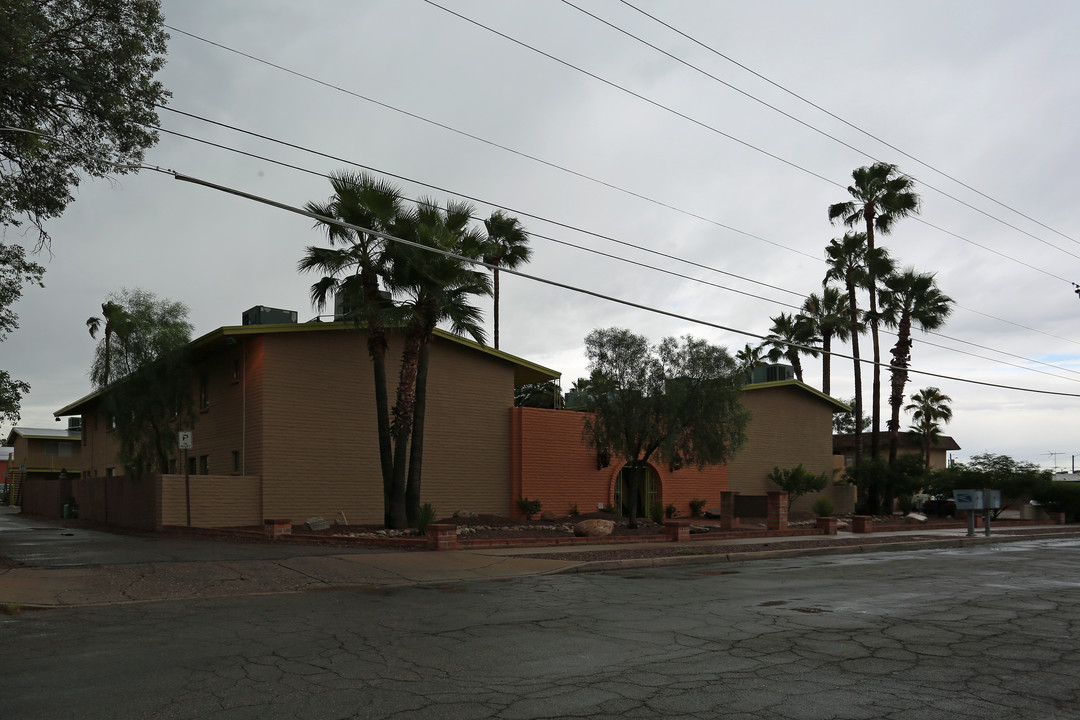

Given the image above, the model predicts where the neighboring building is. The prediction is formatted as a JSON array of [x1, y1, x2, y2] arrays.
[[48, 313, 850, 528], [832, 433, 961, 471], [0, 446, 12, 504], [3, 425, 82, 505], [728, 380, 853, 514]]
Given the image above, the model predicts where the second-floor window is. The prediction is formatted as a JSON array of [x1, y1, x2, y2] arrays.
[[199, 374, 210, 410], [44, 441, 74, 458]]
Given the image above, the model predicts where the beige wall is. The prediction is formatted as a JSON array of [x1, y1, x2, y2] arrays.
[[727, 385, 852, 514], [160, 474, 262, 528]]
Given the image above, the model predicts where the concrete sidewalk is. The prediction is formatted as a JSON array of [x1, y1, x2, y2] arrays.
[[2, 506, 1077, 609]]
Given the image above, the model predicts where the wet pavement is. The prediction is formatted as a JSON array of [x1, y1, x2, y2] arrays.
[[3, 534, 1080, 719]]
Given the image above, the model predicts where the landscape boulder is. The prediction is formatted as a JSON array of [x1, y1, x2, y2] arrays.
[[453, 510, 477, 519], [304, 517, 330, 532], [540, 511, 560, 521], [574, 519, 615, 537]]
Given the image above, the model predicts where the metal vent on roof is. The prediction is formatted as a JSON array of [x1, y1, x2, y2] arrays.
[[242, 306, 298, 325]]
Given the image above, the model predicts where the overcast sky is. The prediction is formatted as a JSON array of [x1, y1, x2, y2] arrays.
[[4, 0, 1079, 471]]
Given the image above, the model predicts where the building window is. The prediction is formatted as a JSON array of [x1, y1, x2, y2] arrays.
[[106, 467, 114, 477], [188, 457, 197, 476], [199, 374, 210, 410], [199, 455, 209, 475], [232, 450, 241, 473], [168, 459, 178, 474], [232, 358, 242, 383]]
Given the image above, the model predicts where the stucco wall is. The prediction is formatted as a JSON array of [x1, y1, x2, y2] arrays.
[[726, 384, 852, 514]]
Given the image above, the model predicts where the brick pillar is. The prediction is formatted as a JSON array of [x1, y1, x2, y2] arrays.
[[720, 491, 739, 530], [426, 524, 458, 550], [264, 519, 291, 540], [815, 516, 838, 535], [767, 491, 788, 530], [1048, 512, 1065, 525], [851, 515, 873, 533], [665, 520, 690, 542]]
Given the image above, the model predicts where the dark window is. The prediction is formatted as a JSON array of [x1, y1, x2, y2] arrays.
[[105, 467, 114, 477], [232, 450, 240, 473], [199, 374, 210, 410], [168, 459, 178, 474], [232, 358, 242, 383], [188, 457, 197, 476], [199, 455, 209, 475]]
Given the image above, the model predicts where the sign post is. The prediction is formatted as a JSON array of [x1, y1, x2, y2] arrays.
[[178, 431, 193, 526]]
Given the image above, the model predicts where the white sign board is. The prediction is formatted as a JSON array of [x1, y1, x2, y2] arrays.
[[954, 489, 1002, 510], [178, 431, 193, 450]]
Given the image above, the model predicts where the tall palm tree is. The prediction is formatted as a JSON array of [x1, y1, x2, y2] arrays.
[[829, 162, 920, 459], [879, 269, 953, 467], [735, 343, 766, 379], [387, 197, 491, 527], [482, 210, 531, 350], [300, 170, 405, 527], [758, 312, 820, 383], [823, 232, 890, 491], [905, 387, 953, 471], [801, 285, 851, 396], [87, 300, 132, 387]]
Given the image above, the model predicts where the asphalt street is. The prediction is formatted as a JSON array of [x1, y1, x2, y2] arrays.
[[3, 537, 1079, 719]]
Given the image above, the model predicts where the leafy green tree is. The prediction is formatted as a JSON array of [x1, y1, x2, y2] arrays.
[[482, 210, 531, 350], [879, 269, 953, 467], [88, 288, 193, 478], [301, 170, 405, 527], [767, 464, 828, 504], [0, 243, 44, 428], [1, 0, 170, 247], [581, 328, 749, 528], [829, 163, 920, 460], [905, 387, 953, 471], [801, 286, 851, 396], [515, 381, 562, 409], [929, 453, 1051, 519], [832, 396, 869, 435], [758, 312, 820, 383]]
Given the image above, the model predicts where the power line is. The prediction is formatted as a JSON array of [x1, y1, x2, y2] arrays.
[[163, 23, 1080, 338], [152, 118, 1080, 383], [422, 1, 1080, 281], [164, 166, 1080, 399], [619, 0, 1080, 249]]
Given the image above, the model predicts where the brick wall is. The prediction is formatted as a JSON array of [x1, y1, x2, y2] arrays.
[[511, 407, 729, 518], [159, 474, 262, 528]]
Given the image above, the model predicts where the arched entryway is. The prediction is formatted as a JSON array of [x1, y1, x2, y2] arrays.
[[613, 463, 661, 518]]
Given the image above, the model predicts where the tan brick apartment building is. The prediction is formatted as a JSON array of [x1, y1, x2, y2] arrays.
[[50, 317, 851, 528], [4, 426, 82, 506]]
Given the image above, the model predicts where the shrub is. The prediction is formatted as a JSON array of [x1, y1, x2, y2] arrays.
[[416, 503, 437, 534], [811, 495, 834, 518], [517, 497, 542, 520], [897, 494, 915, 515], [689, 498, 707, 518], [768, 463, 829, 503], [650, 500, 665, 524], [665, 503, 679, 519], [1033, 482, 1080, 521]]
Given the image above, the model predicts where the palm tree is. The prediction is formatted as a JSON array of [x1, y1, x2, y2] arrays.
[[735, 343, 766, 379], [482, 210, 531, 350], [905, 387, 953, 471], [801, 286, 851, 396], [758, 312, 820, 383], [300, 170, 406, 527], [829, 162, 920, 459], [823, 232, 891, 490], [879, 269, 953, 467], [387, 197, 491, 527], [87, 300, 132, 387]]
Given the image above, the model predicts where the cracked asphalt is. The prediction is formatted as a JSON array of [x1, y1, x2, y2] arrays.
[[4, 535, 1080, 719]]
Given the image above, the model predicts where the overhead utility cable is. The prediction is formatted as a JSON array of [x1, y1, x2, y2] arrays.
[[565, 0, 1080, 262], [164, 25, 1080, 336], [619, 0, 1080, 248], [153, 120, 1080, 383], [164, 167, 1080, 399]]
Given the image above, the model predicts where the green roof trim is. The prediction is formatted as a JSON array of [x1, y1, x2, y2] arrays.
[[743, 379, 851, 413]]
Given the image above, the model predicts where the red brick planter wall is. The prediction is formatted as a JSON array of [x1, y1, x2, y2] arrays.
[[426, 524, 458, 550], [851, 515, 873, 533], [816, 516, 838, 535], [767, 491, 788, 530]]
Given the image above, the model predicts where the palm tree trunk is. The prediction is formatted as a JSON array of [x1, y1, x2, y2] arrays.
[[864, 211, 882, 459], [493, 266, 501, 350], [361, 271, 396, 527], [389, 330, 422, 530], [846, 277, 865, 505], [887, 318, 912, 468], [822, 332, 832, 396], [625, 462, 643, 529], [405, 340, 430, 527]]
